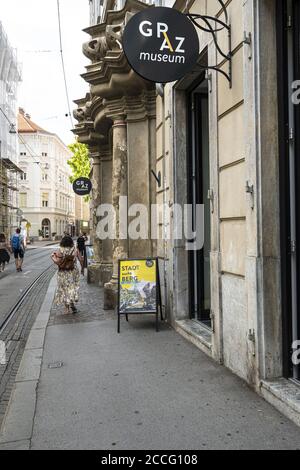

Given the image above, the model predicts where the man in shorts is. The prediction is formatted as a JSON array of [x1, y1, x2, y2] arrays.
[[11, 228, 25, 272]]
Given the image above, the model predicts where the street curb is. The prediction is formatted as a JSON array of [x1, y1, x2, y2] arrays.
[[0, 274, 57, 449]]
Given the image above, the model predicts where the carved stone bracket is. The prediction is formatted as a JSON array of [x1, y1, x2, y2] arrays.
[[81, 0, 153, 99], [82, 8, 134, 62], [83, 37, 109, 62]]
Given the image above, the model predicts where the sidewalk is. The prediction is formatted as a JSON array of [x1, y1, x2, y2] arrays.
[[1, 277, 300, 450]]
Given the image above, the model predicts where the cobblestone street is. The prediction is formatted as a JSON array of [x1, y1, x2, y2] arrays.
[[49, 275, 106, 326]]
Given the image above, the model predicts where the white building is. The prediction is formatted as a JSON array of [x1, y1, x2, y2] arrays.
[[18, 109, 75, 239]]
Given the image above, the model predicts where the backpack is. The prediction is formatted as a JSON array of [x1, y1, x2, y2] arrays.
[[12, 234, 20, 250], [58, 251, 76, 271]]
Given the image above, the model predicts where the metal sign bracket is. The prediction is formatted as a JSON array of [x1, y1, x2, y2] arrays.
[[186, 0, 232, 88]]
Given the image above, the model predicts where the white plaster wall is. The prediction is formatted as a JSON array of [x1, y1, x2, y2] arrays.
[[222, 274, 248, 381]]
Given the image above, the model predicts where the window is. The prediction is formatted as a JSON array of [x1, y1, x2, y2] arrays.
[[42, 152, 48, 157], [42, 192, 49, 208], [42, 173, 48, 182], [20, 152, 27, 156], [20, 173, 27, 181], [19, 193, 27, 208]]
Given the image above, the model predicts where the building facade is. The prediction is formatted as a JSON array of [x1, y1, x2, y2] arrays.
[[18, 109, 75, 239], [0, 22, 22, 237], [74, 0, 300, 426]]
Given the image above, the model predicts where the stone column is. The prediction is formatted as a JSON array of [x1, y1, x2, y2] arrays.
[[104, 117, 128, 309], [87, 149, 102, 284], [98, 151, 113, 287]]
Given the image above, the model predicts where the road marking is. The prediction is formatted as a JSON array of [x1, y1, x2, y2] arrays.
[[23, 271, 32, 275]]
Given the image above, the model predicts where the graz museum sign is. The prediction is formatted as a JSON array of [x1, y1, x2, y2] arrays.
[[73, 177, 92, 196], [123, 7, 200, 83]]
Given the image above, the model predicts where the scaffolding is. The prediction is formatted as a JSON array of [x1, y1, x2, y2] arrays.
[[0, 156, 22, 235], [0, 22, 22, 237]]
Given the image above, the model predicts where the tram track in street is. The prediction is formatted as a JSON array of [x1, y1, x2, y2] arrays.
[[0, 250, 55, 282], [0, 263, 56, 335], [0, 262, 56, 429], [0, 245, 58, 321]]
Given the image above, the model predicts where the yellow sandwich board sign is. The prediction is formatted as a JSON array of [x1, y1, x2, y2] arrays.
[[118, 258, 163, 333]]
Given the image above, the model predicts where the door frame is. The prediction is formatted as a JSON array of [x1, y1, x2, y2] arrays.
[[186, 73, 211, 327]]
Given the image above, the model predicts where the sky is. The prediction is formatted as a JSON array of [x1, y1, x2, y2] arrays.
[[1, 0, 90, 145]]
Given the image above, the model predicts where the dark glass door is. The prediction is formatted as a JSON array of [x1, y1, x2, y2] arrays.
[[293, 0, 300, 381], [278, 0, 300, 380], [187, 78, 211, 327]]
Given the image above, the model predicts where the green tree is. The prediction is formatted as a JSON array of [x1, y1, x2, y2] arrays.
[[67, 141, 91, 182]]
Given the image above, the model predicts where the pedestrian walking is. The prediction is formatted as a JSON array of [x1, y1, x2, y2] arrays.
[[51, 236, 81, 315], [77, 232, 87, 275], [0, 233, 11, 272], [83, 232, 91, 245], [11, 228, 25, 272]]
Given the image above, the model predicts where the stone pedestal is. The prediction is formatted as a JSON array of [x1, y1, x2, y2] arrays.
[[99, 262, 113, 287]]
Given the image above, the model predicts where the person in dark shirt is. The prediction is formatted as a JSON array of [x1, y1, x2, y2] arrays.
[[77, 232, 87, 275]]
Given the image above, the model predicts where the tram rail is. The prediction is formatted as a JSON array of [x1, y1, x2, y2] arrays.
[[0, 264, 55, 335]]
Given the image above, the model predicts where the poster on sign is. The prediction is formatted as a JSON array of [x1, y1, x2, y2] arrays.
[[117, 258, 163, 333]]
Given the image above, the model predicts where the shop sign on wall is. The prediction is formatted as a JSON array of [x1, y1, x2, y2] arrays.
[[73, 177, 92, 196], [123, 7, 200, 83]]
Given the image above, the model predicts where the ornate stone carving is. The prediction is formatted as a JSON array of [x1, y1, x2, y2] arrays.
[[105, 24, 124, 50], [73, 107, 85, 122], [73, 94, 94, 123], [83, 37, 108, 61], [83, 11, 134, 62]]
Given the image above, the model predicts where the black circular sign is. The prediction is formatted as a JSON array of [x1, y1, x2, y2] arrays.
[[123, 7, 199, 83], [73, 177, 92, 196]]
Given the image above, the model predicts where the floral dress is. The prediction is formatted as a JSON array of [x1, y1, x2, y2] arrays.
[[54, 247, 80, 306]]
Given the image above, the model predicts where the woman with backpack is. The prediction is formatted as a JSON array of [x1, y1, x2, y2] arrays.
[[0, 233, 12, 272], [51, 236, 81, 314]]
